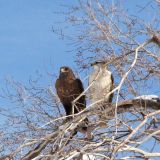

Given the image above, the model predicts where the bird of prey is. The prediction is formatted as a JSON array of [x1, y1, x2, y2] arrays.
[[55, 66, 88, 131], [88, 61, 114, 105]]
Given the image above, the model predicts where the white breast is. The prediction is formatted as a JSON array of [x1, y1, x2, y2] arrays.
[[88, 69, 112, 104]]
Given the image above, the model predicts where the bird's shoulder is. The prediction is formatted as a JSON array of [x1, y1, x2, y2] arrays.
[[89, 69, 112, 82], [75, 78, 82, 84], [74, 78, 83, 87]]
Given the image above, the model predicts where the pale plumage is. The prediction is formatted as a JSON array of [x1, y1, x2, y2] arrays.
[[88, 61, 114, 104]]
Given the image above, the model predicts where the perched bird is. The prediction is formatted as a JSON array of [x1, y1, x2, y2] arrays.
[[88, 61, 114, 105], [55, 66, 88, 131]]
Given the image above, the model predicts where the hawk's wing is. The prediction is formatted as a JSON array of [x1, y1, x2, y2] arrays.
[[74, 78, 86, 108], [75, 78, 85, 93], [109, 73, 114, 103]]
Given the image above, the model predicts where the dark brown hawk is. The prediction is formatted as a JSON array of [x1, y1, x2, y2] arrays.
[[55, 66, 88, 131]]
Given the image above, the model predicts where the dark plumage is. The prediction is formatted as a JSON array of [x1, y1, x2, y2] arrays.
[[55, 67, 88, 132]]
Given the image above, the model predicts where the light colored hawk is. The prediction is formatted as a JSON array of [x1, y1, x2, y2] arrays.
[[88, 61, 114, 104]]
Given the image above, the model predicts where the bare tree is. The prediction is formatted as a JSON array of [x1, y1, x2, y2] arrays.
[[0, 0, 160, 159]]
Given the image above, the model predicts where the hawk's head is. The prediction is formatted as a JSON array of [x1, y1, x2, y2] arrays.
[[91, 61, 108, 70], [59, 66, 76, 80]]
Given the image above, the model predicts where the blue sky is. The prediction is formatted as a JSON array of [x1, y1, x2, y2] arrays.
[[0, 0, 76, 85], [0, 0, 158, 84]]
